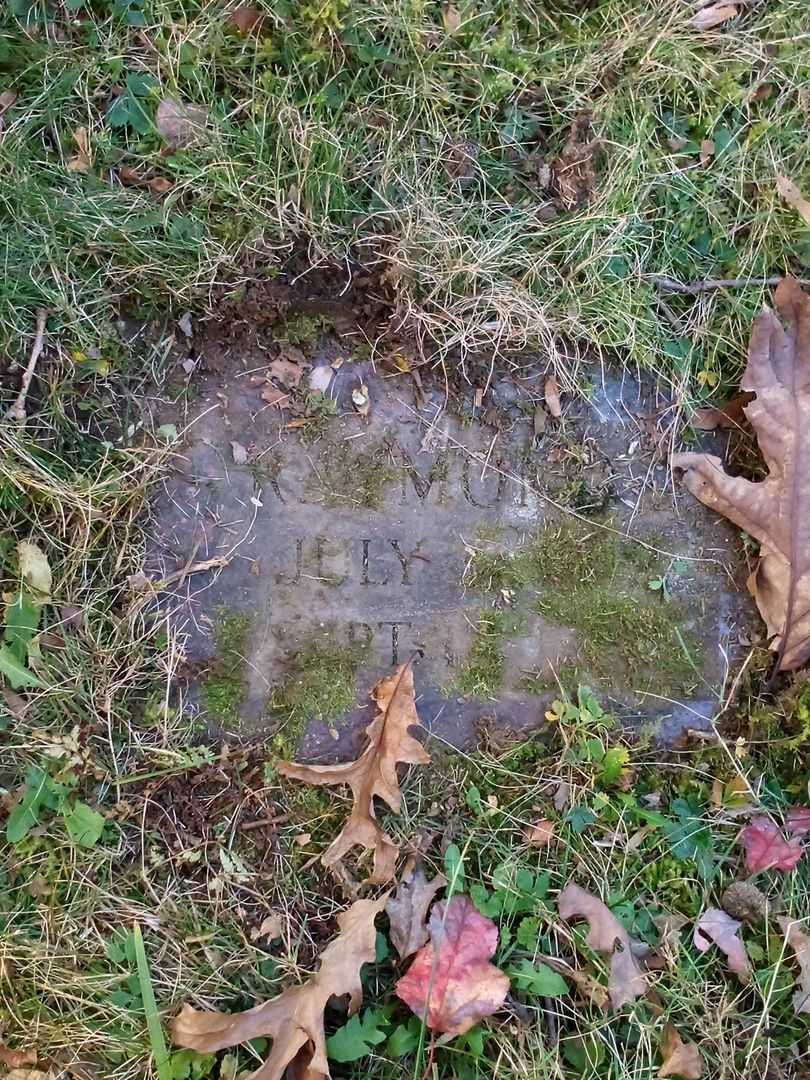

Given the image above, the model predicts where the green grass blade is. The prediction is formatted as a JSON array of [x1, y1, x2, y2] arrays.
[[132, 923, 172, 1080]]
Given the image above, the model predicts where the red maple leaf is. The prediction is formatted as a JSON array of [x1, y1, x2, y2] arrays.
[[740, 816, 804, 873], [787, 806, 810, 839], [395, 895, 510, 1036]]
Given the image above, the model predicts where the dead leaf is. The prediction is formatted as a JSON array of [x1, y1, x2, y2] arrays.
[[230, 441, 248, 466], [2, 687, 27, 720], [0, 1044, 37, 1069], [693, 907, 751, 983], [173, 894, 387, 1079], [693, 392, 755, 430], [352, 384, 370, 417], [721, 881, 768, 924], [308, 366, 333, 395], [525, 818, 556, 849], [690, 3, 738, 30], [395, 895, 510, 1035], [251, 913, 283, 943], [699, 138, 715, 166], [0, 89, 17, 113], [558, 882, 647, 1008], [385, 858, 447, 960], [228, 5, 266, 33], [740, 816, 803, 873], [156, 97, 209, 151], [658, 1023, 703, 1079], [442, 2, 461, 32], [553, 781, 571, 812], [776, 174, 810, 227], [119, 166, 173, 196], [553, 111, 599, 210], [653, 912, 688, 963], [278, 662, 430, 883], [533, 404, 547, 437], [261, 384, 290, 408], [544, 375, 562, 418], [777, 916, 810, 1015], [66, 126, 92, 174], [672, 279, 810, 671], [787, 806, 810, 838], [18, 541, 51, 598], [268, 349, 307, 388]]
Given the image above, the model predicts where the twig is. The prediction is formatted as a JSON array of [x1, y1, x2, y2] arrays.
[[648, 274, 796, 296], [6, 309, 48, 422]]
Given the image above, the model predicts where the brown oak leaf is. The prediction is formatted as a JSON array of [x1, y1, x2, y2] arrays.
[[395, 895, 510, 1035], [777, 916, 810, 1015], [544, 375, 562, 418], [692, 391, 755, 431], [693, 908, 751, 983], [173, 895, 387, 1080], [66, 126, 92, 174], [558, 882, 647, 1009], [658, 1023, 703, 1079], [385, 857, 447, 960], [740, 816, 803, 873], [277, 662, 430, 883], [672, 279, 810, 671], [228, 5, 266, 34], [524, 818, 556, 848]]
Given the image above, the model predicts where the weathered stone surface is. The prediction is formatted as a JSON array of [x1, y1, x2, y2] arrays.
[[147, 349, 753, 757]]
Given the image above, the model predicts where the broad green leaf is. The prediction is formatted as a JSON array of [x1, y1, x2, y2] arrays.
[[0, 643, 43, 689], [566, 806, 597, 834], [387, 1017, 423, 1058], [509, 960, 569, 997], [64, 800, 105, 847], [600, 746, 630, 786], [516, 916, 541, 949], [444, 843, 466, 895], [6, 767, 48, 843], [4, 591, 41, 659], [326, 1010, 387, 1063]]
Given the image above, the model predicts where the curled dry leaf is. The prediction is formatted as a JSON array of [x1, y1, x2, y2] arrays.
[[525, 818, 556, 848], [673, 279, 810, 671], [544, 375, 562, 418], [268, 349, 307, 389], [693, 908, 751, 983], [740, 816, 803, 874], [777, 916, 810, 1015], [558, 882, 647, 1009], [173, 895, 386, 1080], [66, 126, 92, 174], [228, 5, 266, 33], [658, 1023, 703, 1080], [17, 541, 51, 598], [277, 662, 430, 883], [230, 441, 248, 466], [261, 384, 290, 408], [554, 111, 599, 210], [776, 174, 810, 228], [690, 3, 738, 30], [119, 166, 173, 196], [385, 857, 447, 960], [156, 97, 209, 151], [692, 391, 755, 431], [395, 895, 510, 1036], [0, 1044, 37, 1069]]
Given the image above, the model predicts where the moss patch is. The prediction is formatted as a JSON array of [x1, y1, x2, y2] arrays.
[[453, 611, 516, 699], [466, 521, 699, 695], [305, 442, 397, 510], [269, 629, 369, 753], [201, 610, 251, 725]]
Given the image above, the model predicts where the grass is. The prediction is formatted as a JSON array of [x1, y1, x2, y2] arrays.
[[2, 1, 810, 1078], [1, 0, 809, 397]]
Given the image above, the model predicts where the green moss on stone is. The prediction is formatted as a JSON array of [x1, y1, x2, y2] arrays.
[[202, 610, 251, 725]]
